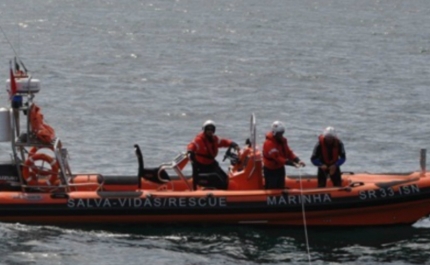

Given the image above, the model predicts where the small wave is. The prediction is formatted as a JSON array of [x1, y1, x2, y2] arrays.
[[413, 217, 430, 228]]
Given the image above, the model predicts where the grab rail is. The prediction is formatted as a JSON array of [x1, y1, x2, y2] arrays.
[[159, 153, 192, 191]]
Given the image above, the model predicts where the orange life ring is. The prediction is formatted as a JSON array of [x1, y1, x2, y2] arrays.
[[28, 146, 52, 156], [27, 146, 57, 175], [30, 104, 56, 143], [22, 153, 59, 186]]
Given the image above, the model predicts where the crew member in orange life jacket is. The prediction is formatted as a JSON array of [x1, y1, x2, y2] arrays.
[[262, 121, 305, 189], [311, 126, 346, 187], [187, 120, 239, 190]]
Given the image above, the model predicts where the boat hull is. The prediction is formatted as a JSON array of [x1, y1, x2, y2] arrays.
[[1, 181, 430, 226]]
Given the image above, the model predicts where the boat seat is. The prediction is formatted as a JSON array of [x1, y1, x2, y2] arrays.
[[134, 144, 171, 185], [0, 162, 19, 181], [103, 175, 139, 185], [0, 162, 21, 191], [102, 170, 170, 186], [141, 167, 171, 184], [195, 172, 228, 190]]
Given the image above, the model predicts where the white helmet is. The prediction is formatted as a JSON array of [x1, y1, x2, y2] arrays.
[[202, 120, 216, 132], [271, 121, 285, 135], [323, 126, 337, 138]]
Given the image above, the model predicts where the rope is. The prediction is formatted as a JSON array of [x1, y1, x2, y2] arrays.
[[298, 167, 312, 264], [0, 24, 19, 58]]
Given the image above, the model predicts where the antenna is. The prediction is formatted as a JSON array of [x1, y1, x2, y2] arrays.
[[420, 149, 426, 176], [0, 24, 20, 57]]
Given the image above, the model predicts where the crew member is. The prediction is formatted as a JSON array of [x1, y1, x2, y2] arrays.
[[187, 120, 239, 190], [262, 121, 305, 189], [311, 126, 346, 187]]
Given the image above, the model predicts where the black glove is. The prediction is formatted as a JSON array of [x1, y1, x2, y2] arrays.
[[285, 160, 296, 167], [187, 151, 196, 163], [285, 159, 305, 168], [294, 157, 305, 167], [230, 142, 239, 151]]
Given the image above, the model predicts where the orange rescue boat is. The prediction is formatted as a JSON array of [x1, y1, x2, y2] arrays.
[[1, 59, 430, 226]]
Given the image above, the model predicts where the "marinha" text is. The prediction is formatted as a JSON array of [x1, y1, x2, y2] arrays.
[[267, 193, 332, 206]]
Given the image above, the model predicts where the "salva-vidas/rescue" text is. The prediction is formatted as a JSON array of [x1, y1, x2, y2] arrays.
[[67, 197, 227, 208]]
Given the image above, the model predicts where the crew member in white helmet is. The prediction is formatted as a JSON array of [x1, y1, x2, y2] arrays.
[[187, 120, 239, 190], [262, 121, 305, 189], [311, 126, 346, 187]]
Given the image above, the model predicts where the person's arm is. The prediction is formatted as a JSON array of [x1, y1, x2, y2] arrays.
[[228, 140, 239, 151], [335, 140, 346, 167], [310, 143, 323, 166], [218, 137, 239, 151], [284, 141, 305, 167], [187, 139, 197, 162], [293, 157, 306, 167]]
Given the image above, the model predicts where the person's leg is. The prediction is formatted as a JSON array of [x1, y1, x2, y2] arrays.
[[192, 162, 214, 190], [264, 167, 285, 189], [214, 163, 229, 189], [330, 167, 342, 187], [191, 162, 201, 190], [317, 168, 327, 187], [195, 162, 228, 190], [276, 167, 286, 189], [264, 167, 275, 189]]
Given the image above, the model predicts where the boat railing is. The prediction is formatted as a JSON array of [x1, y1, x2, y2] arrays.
[[159, 152, 192, 191], [7, 96, 83, 192], [19, 181, 102, 192], [64, 181, 103, 191], [54, 146, 72, 184], [54, 146, 98, 191]]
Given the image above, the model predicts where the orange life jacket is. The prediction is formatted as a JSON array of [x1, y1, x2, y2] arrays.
[[318, 135, 339, 165], [262, 132, 297, 170], [30, 104, 56, 144], [187, 132, 232, 165]]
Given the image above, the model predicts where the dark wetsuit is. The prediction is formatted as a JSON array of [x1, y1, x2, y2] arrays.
[[310, 136, 346, 187]]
